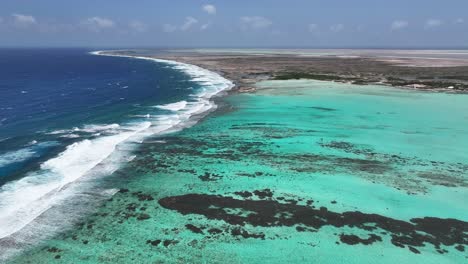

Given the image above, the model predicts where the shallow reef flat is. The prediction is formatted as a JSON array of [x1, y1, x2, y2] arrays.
[[11, 80, 468, 263]]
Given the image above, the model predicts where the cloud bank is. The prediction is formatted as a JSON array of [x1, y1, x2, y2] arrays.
[[203, 4, 216, 15], [240, 16, 272, 30], [425, 19, 443, 28], [12, 14, 37, 27], [82, 17, 115, 32], [391, 20, 409, 31]]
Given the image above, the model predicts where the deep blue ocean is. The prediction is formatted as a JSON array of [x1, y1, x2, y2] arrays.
[[0, 48, 232, 240], [0, 49, 198, 183], [0, 49, 197, 138]]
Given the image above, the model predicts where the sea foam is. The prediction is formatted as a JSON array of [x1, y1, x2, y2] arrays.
[[0, 122, 150, 239], [155, 100, 188, 111], [0, 148, 37, 168], [0, 142, 57, 169]]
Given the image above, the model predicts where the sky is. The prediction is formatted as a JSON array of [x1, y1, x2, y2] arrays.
[[0, 0, 467, 48]]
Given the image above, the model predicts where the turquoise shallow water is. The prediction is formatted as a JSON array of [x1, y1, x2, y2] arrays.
[[9, 80, 468, 263]]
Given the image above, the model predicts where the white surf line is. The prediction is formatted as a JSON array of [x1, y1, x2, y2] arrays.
[[155, 101, 188, 111], [91, 50, 235, 135], [90, 50, 234, 99], [0, 122, 151, 239]]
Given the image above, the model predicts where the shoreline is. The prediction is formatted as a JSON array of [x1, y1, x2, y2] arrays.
[[93, 50, 235, 106], [108, 49, 468, 94]]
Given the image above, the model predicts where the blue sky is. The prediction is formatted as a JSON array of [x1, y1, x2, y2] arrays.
[[0, 0, 467, 48]]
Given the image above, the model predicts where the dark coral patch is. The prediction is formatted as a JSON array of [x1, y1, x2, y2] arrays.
[[198, 172, 222, 182], [408, 246, 421, 254], [339, 234, 382, 245], [295, 226, 316, 232], [132, 192, 154, 201], [231, 227, 265, 239], [234, 191, 253, 198], [186, 224, 204, 234], [296, 226, 306, 232], [146, 239, 161, 246], [310, 106, 337, 112], [126, 203, 138, 212], [163, 240, 179, 247], [46, 247, 62, 253], [159, 193, 468, 253], [118, 188, 129, 193], [208, 228, 223, 235], [137, 213, 151, 220], [253, 189, 273, 199]]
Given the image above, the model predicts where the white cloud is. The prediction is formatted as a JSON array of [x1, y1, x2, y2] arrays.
[[203, 4, 216, 15], [330, 24, 344, 32], [454, 18, 464, 24], [163, 24, 177, 33], [200, 23, 211, 31], [82, 17, 115, 32], [163, 17, 199, 33], [12, 14, 36, 27], [240, 16, 272, 30], [391, 20, 408, 31], [163, 23, 177, 33], [4, 14, 75, 33], [37, 23, 75, 33], [308, 23, 319, 32], [180, 16, 198, 31], [425, 19, 443, 28], [129, 20, 147, 32]]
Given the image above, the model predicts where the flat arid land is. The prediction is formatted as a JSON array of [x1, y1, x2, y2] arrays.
[[8, 49, 468, 264], [134, 49, 468, 93]]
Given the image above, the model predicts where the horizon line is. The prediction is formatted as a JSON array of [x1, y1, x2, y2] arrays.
[[1, 45, 468, 50]]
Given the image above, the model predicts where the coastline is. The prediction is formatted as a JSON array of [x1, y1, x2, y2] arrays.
[[0, 51, 234, 262], [115, 49, 468, 94], [92, 50, 235, 128], [5, 50, 468, 263]]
